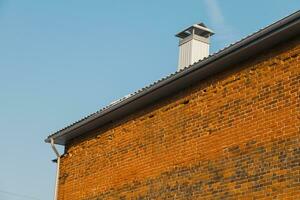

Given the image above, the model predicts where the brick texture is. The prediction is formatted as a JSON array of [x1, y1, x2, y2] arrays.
[[57, 36, 300, 200]]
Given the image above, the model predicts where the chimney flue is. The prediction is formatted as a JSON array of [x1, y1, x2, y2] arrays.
[[176, 23, 214, 71]]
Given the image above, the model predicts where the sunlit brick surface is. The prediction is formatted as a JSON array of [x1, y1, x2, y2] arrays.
[[58, 37, 300, 200]]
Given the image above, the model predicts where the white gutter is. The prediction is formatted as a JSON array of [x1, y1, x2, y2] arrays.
[[50, 138, 61, 200]]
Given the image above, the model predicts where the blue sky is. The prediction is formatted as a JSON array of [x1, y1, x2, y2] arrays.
[[0, 1, 299, 199]]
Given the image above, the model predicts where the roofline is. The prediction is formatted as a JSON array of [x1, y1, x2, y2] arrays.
[[46, 10, 300, 145]]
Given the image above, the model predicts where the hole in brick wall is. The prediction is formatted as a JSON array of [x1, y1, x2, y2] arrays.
[[108, 135, 114, 140], [291, 53, 299, 58], [203, 89, 207, 92], [140, 113, 156, 121], [148, 114, 155, 118], [162, 104, 177, 112], [268, 62, 278, 67], [182, 100, 190, 105], [282, 56, 291, 61]]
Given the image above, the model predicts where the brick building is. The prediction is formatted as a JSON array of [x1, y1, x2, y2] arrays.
[[46, 11, 300, 199]]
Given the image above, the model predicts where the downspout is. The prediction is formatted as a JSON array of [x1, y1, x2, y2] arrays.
[[50, 138, 61, 200]]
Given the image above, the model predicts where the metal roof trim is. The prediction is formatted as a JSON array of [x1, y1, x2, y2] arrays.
[[46, 10, 300, 145]]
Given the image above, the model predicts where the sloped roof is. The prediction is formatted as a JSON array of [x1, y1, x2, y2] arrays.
[[46, 10, 300, 145]]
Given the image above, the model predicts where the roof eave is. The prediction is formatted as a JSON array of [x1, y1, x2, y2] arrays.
[[46, 11, 300, 145]]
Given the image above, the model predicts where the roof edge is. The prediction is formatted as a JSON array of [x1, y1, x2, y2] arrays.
[[46, 10, 300, 145]]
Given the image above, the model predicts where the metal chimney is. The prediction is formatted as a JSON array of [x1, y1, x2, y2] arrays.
[[176, 23, 214, 70]]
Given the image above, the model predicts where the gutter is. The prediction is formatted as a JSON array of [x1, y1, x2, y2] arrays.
[[50, 138, 61, 200]]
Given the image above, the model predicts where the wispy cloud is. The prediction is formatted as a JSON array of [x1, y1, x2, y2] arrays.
[[203, 0, 240, 48]]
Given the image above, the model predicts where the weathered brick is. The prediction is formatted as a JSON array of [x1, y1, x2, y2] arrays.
[[58, 37, 300, 199]]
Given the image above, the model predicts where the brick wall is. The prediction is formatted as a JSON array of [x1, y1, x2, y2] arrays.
[[58, 36, 300, 200]]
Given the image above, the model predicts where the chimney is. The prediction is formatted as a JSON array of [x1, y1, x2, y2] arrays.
[[176, 23, 214, 70]]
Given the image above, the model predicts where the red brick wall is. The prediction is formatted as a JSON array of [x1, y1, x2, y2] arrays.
[[58, 37, 300, 200]]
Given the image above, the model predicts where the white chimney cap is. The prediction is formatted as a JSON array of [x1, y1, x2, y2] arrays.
[[176, 23, 214, 39], [176, 23, 214, 71]]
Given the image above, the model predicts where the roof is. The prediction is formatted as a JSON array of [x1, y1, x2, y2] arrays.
[[46, 10, 300, 145]]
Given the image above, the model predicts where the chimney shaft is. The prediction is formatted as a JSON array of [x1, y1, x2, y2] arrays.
[[176, 23, 214, 70]]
